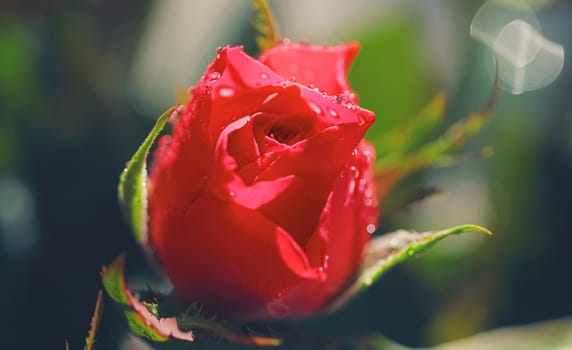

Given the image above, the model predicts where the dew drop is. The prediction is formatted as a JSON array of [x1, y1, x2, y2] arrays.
[[367, 224, 376, 234], [323, 255, 330, 269], [262, 92, 279, 104], [229, 191, 236, 197], [362, 148, 372, 160], [350, 165, 359, 178], [389, 238, 399, 249], [308, 101, 322, 115], [327, 108, 339, 118], [208, 72, 221, 82], [347, 179, 356, 197], [217, 87, 235, 98], [260, 72, 269, 79], [215, 46, 223, 53]]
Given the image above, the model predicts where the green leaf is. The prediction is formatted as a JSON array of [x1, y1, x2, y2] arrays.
[[251, 0, 281, 52], [376, 93, 447, 159], [117, 105, 178, 245], [330, 225, 492, 310], [360, 224, 492, 288]]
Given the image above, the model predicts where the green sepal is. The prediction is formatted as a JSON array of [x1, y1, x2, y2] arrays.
[[101, 256, 282, 347], [117, 105, 178, 244], [101, 255, 172, 342]]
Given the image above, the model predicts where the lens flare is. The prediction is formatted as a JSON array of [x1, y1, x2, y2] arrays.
[[471, 0, 564, 94]]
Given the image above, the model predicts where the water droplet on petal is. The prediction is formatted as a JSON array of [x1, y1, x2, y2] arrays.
[[350, 165, 359, 178], [358, 178, 368, 191], [327, 108, 339, 118], [317, 267, 326, 280], [217, 87, 235, 98], [367, 224, 376, 234], [208, 72, 221, 82], [307, 101, 322, 115], [229, 191, 236, 197], [260, 72, 269, 79], [215, 46, 223, 53], [347, 179, 356, 197], [262, 92, 279, 104], [363, 148, 372, 160]]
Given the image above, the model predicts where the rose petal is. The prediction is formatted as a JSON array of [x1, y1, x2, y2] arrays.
[[259, 41, 359, 101], [150, 87, 213, 246], [306, 141, 378, 291], [155, 195, 322, 318]]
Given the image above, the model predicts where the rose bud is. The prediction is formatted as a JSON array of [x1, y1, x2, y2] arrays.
[[148, 42, 378, 319]]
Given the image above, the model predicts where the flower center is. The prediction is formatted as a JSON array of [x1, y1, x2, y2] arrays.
[[267, 125, 299, 145]]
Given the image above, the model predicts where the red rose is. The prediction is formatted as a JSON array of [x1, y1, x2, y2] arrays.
[[148, 42, 378, 319]]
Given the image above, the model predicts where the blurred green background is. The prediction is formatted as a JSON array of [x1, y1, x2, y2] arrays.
[[0, 0, 570, 349]]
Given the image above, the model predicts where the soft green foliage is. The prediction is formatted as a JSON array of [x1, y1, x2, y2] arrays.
[[117, 105, 177, 245], [372, 88, 495, 202], [349, 20, 428, 141], [375, 93, 446, 161], [358, 318, 572, 349], [251, 0, 280, 52], [433, 317, 572, 350]]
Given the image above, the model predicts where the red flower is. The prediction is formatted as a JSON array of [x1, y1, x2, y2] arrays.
[[148, 42, 378, 319]]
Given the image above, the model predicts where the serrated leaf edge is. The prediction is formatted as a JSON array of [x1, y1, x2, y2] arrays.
[[328, 224, 491, 311], [117, 105, 178, 245]]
